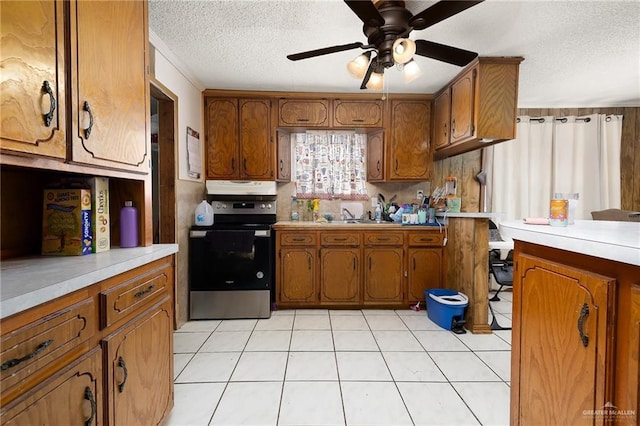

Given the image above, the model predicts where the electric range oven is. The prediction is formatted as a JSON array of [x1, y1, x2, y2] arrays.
[[189, 181, 276, 319]]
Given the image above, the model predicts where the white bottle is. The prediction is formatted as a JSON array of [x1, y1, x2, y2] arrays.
[[375, 203, 382, 223], [194, 200, 214, 226]]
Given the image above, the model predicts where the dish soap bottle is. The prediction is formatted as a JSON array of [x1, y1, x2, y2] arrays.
[[290, 196, 299, 221], [195, 200, 214, 226], [375, 203, 382, 223], [120, 201, 138, 248]]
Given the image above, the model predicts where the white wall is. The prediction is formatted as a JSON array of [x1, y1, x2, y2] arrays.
[[150, 29, 205, 328]]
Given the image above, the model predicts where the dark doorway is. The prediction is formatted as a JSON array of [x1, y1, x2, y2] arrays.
[[150, 81, 177, 245]]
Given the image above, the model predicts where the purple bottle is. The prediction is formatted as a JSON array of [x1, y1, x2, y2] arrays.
[[120, 201, 138, 248]]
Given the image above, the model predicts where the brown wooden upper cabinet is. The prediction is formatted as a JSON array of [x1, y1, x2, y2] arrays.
[[205, 97, 274, 180], [0, 0, 150, 174], [278, 99, 330, 127], [433, 57, 523, 160], [333, 100, 383, 128], [366, 130, 385, 182], [387, 99, 432, 181]]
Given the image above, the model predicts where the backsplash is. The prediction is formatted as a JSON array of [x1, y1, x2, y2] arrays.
[[276, 181, 431, 222]]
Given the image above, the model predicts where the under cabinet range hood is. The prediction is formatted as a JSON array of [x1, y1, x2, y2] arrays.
[[206, 180, 277, 197]]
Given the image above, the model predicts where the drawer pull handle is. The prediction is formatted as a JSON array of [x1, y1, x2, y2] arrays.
[[352, 118, 364, 123], [296, 118, 309, 122], [134, 284, 156, 298], [292, 238, 306, 242], [333, 237, 348, 241], [118, 356, 128, 392], [376, 237, 390, 241], [577, 303, 589, 347], [42, 81, 56, 127], [420, 238, 434, 242], [84, 386, 97, 426], [83, 101, 94, 139], [1, 339, 53, 371]]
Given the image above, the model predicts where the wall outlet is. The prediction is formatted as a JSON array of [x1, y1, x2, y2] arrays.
[[417, 190, 424, 200]]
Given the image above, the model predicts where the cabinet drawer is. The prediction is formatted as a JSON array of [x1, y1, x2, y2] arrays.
[[320, 232, 360, 246], [364, 232, 404, 246], [280, 232, 316, 246], [0, 298, 96, 399], [100, 267, 170, 329], [407, 232, 444, 246]]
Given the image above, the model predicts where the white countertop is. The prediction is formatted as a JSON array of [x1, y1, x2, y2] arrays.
[[436, 212, 505, 219], [0, 244, 179, 319], [500, 220, 640, 266]]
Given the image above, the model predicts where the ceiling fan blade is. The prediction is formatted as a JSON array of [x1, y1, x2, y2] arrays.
[[344, 0, 385, 27], [415, 39, 478, 67], [360, 56, 376, 90], [410, 1, 484, 31], [287, 42, 363, 61]]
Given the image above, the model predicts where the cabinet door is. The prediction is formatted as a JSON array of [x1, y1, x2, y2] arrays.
[[69, 0, 149, 173], [0, 0, 67, 159], [333, 100, 383, 127], [279, 247, 317, 303], [406, 248, 443, 303], [388, 100, 432, 180], [276, 129, 291, 182], [0, 347, 102, 426], [103, 298, 173, 426], [450, 67, 476, 143], [206, 98, 239, 179], [366, 130, 384, 182], [514, 254, 614, 426], [239, 99, 273, 179], [320, 248, 361, 304], [363, 248, 403, 305], [278, 99, 330, 127], [433, 89, 451, 149]]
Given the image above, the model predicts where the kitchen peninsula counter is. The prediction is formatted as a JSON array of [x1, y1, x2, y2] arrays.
[[500, 219, 640, 266], [502, 219, 640, 424], [0, 244, 179, 319]]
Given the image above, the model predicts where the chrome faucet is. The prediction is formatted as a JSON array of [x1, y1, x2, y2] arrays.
[[342, 208, 356, 220]]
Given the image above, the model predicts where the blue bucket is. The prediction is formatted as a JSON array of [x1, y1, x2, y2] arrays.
[[425, 289, 468, 330]]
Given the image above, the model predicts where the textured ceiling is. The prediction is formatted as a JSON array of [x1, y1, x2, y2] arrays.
[[149, 0, 640, 108]]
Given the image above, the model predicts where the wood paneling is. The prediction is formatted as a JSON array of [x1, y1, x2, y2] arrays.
[[434, 107, 640, 213]]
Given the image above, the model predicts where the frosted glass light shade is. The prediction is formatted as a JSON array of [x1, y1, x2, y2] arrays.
[[347, 52, 372, 79], [403, 59, 423, 83], [392, 38, 416, 64], [366, 71, 384, 90]]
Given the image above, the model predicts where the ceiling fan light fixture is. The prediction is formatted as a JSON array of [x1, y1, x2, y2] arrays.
[[365, 71, 384, 90], [392, 38, 416, 64], [347, 51, 372, 79], [403, 59, 423, 83]]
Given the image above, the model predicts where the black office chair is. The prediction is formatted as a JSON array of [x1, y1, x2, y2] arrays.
[[488, 220, 513, 331]]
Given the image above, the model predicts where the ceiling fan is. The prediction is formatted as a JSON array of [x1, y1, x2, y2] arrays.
[[287, 0, 484, 89]]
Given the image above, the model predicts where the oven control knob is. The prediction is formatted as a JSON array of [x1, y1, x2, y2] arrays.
[[222, 204, 227, 209], [267, 203, 273, 209], [260, 204, 266, 209], [256, 271, 264, 279]]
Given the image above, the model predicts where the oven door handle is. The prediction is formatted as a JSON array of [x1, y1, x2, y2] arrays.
[[190, 230, 271, 238]]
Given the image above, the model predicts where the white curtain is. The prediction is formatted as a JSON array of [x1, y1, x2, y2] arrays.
[[484, 116, 554, 220], [294, 131, 367, 199], [485, 114, 622, 221]]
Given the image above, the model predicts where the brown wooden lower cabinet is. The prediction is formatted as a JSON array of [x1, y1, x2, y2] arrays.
[[511, 241, 638, 426], [275, 226, 444, 309], [320, 247, 361, 304], [0, 255, 175, 426], [103, 297, 173, 426], [1, 347, 103, 426]]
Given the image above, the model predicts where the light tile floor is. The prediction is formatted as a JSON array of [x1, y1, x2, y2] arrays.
[[165, 291, 512, 426]]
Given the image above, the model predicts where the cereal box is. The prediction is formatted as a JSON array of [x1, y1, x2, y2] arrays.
[[86, 177, 110, 252], [42, 189, 92, 256]]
